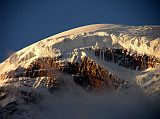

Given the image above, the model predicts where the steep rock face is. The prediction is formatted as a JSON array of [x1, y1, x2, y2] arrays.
[[1, 55, 129, 91], [76, 56, 130, 89], [92, 47, 160, 70]]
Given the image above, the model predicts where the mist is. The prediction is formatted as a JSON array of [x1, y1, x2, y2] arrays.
[[14, 80, 160, 119]]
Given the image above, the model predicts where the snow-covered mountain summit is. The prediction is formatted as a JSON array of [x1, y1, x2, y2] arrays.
[[0, 24, 160, 74], [0, 24, 160, 119]]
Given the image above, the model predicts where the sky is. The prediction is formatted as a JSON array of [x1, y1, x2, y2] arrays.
[[0, 0, 160, 62]]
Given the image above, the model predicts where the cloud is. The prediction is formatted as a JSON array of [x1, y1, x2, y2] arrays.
[[15, 81, 160, 119]]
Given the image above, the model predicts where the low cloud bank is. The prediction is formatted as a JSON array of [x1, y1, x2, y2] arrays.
[[25, 84, 160, 119]]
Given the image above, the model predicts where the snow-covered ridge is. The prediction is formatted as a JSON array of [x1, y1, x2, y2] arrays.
[[0, 24, 160, 75]]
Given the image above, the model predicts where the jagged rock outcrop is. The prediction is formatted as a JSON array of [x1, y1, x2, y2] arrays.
[[93, 47, 160, 70], [1, 54, 131, 92]]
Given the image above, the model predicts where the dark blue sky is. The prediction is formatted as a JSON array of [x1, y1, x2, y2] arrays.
[[0, 0, 160, 62]]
